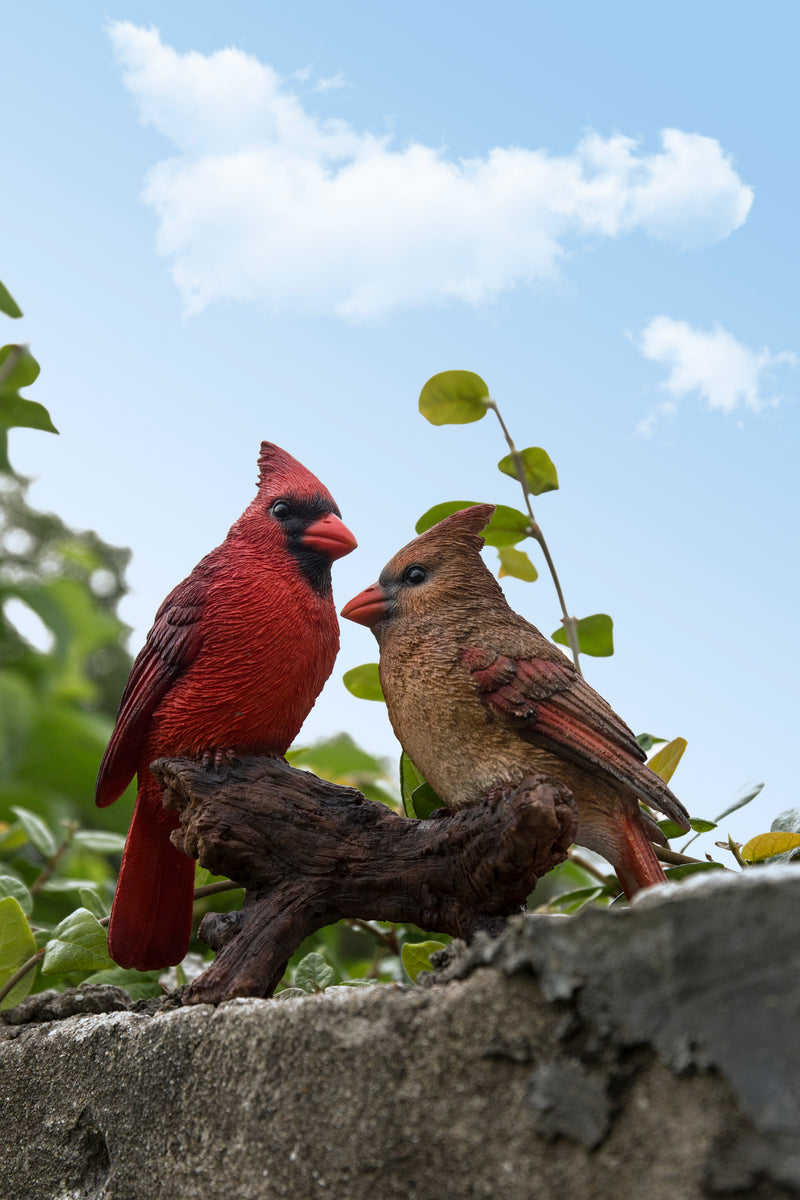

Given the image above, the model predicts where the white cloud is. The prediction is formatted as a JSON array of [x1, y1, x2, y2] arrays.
[[108, 21, 755, 319], [636, 317, 796, 434]]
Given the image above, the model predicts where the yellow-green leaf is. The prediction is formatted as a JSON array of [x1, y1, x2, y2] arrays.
[[419, 370, 490, 426], [647, 737, 687, 784], [498, 447, 559, 495], [741, 831, 800, 864], [401, 940, 446, 983], [497, 546, 538, 581], [0, 895, 37, 1010]]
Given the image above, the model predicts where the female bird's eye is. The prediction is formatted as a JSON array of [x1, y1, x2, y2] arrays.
[[402, 565, 428, 586], [271, 501, 290, 520]]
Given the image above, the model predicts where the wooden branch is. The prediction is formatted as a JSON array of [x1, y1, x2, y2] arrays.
[[151, 755, 578, 1005]]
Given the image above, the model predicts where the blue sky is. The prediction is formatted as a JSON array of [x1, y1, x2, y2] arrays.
[[3, 2, 798, 848]]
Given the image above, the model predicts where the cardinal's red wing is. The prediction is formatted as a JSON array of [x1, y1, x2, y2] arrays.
[[460, 645, 688, 825], [95, 572, 208, 807]]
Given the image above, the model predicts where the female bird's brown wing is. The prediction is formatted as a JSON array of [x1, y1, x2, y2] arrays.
[[459, 641, 689, 827], [94, 570, 209, 807]]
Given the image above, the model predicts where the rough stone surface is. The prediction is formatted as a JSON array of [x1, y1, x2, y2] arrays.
[[1, 869, 798, 1199]]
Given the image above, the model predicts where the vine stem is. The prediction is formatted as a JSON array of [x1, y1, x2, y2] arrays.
[[486, 399, 583, 676]]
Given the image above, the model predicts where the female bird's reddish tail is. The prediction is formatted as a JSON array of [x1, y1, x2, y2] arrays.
[[613, 812, 669, 899], [107, 780, 196, 971]]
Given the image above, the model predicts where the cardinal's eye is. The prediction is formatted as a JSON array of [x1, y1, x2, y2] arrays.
[[271, 501, 290, 520], [402, 565, 428, 586]]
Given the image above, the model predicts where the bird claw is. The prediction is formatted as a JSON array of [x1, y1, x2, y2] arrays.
[[201, 748, 237, 772]]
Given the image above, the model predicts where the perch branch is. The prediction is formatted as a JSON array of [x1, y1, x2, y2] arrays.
[[151, 755, 578, 1005]]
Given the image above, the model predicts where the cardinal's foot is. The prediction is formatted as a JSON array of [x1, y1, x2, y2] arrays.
[[201, 747, 238, 772]]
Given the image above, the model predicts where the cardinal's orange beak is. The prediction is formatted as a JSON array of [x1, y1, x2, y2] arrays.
[[341, 583, 389, 627], [302, 513, 358, 560]]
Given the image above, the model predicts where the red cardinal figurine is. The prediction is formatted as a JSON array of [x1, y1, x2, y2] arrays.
[[96, 442, 357, 970], [341, 504, 689, 897]]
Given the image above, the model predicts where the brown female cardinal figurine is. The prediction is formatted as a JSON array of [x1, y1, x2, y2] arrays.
[[96, 442, 356, 970], [341, 504, 689, 897]]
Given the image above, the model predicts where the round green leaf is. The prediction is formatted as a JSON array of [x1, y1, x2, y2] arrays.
[[0, 345, 40, 389], [498, 447, 559, 495], [552, 614, 614, 657], [41, 907, 113, 974], [342, 663, 385, 702], [0, 895, 37, 1010], [294, 951, 336, 994], [401, 940, 447, 983], [497, 546, 538, 581], [418, 370, 490, 426]]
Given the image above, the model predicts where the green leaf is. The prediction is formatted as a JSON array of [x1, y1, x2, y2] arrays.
[[0, 393, 58, 434], [646, 737, 687, 784], [0, 895, 37, 1009], [552, 614, 614, 657], [287, 733, 385, 782], [741, 831, 800, 864], [10, 805, 58, 859], [401, 940, 446, 983], [71, 829, 127, 854], [715, 783, 764, 823], [78, 889, 107, 920], [0, 875, 33, 917], [415, 500, 477, 533], [636, 733, 666, 752], [658, 819, 689, 840], [664, 861, 725, 882], [418, 370, 490, 426], [41, 907, 113, 974], [415, 501, 530, 548], [0, 281, 22, 319], [400, 752, 426, 818], [410, 781, 446, 820], [550, 885, 609, 913], [689, 818, 717, 833], [294, 951, 336, 994], [342, 663, 385, 702], [497, 546, 538, 581], [498, 447, 559, 495]]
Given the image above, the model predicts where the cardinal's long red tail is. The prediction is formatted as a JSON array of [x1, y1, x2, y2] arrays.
[[108, 782, 195, 971], [613, 812, 669, 899]]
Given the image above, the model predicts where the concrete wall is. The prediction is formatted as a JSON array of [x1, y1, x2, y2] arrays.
[[1, 870, 798, 1199]]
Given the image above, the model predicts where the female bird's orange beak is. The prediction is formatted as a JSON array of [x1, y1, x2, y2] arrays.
[[302, 513, 358, 560], [341, 583, 389, 627]]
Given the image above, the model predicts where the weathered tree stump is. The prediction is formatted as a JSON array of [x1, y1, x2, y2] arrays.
[[151, 755, 578, 1004]]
